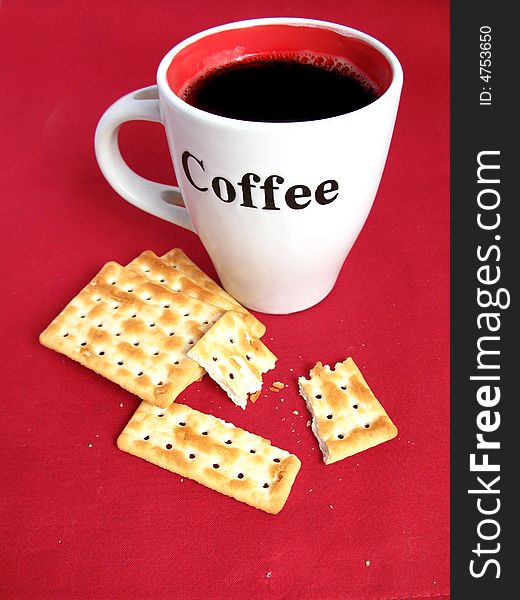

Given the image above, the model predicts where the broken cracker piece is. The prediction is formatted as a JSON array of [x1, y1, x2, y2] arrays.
[[187, 311, 277, 409], [269, 381, 285, 392], [298, 358, 397, 464], [249, 390, 261, 403]]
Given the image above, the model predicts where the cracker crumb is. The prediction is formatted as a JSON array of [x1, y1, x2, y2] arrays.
[[292, 410, 299, 416], [272, 381, 285, 390], [306, 420, 311, 427], [365, 560, 371, 567], [329, 504, 334, 509], [265, 571, 273, 579], [249, 390, 261, 403], [309, 488, 313, 492], [269, 387, 279, 393], [120, 402, 124, 407], [88, 443, 92, 448]]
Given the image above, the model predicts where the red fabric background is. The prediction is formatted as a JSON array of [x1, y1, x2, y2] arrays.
[[0, 1, 449, 598]]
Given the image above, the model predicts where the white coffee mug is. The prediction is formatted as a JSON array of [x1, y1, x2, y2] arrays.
[[95, 17, 403, 314]]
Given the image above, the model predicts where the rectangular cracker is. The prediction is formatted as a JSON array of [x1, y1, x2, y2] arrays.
[[117, 401, 301, 514], [298, 358, 397, 464], [187, 311, 277, 409], [39, 262, 226, 408], [127, 250, 265, 338]]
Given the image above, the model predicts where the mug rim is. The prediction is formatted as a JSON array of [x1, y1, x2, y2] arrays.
[[157, 17, 403, 127]]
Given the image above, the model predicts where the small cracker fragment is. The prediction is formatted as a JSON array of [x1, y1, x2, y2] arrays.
[[128, 251, 265, 338], [272, 381, 285, 390], [117, 401, 301, 514], [249, 390, 261, 403], [298, 358, 397, 464], [188, 311, 277, 409], [39, 262, 225, 407]]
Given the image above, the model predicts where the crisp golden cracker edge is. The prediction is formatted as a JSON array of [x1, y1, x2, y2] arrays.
[[117, 401, 301, 514], [128, 250, 239, 313], [161, 248, 266, 338]]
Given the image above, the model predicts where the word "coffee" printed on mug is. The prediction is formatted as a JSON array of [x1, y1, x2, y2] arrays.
[[181, 151, 339, 210]]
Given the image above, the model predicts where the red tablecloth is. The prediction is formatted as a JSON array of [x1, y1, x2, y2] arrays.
[[0, 1, 449, 598]]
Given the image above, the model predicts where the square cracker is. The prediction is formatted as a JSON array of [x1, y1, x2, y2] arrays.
[[127, 250, 265, 338], [117, 401, 301, 514], [39, 262, 226, 408], [298, 358, 397, 464], [187, 311, 277, 409]]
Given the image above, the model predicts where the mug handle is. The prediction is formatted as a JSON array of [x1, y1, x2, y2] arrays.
[[94, 85, 195, 232]]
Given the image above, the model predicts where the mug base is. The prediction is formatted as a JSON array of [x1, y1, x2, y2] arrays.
[[231, 282, 336, 315]]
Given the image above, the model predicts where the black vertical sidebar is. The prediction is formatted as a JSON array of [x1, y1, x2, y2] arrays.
[[451, 2, 516, 598]]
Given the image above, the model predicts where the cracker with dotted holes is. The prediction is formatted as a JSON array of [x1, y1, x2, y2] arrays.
[[162, 248, 247, 314], [39, 262, 226, 408], [127, 250, 265, 338], [298, 358, 398, 464], [117, 401, 301, 514], [187, 311, 277, 409]]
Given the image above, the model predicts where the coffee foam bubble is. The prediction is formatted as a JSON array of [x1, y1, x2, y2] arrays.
[[179, 51, 379, 102]]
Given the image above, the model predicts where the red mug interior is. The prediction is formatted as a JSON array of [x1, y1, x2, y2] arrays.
[[166, 23, 393, 102]]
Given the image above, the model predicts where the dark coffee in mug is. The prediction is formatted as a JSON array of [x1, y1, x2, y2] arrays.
[[180, 53, 380, 122]]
